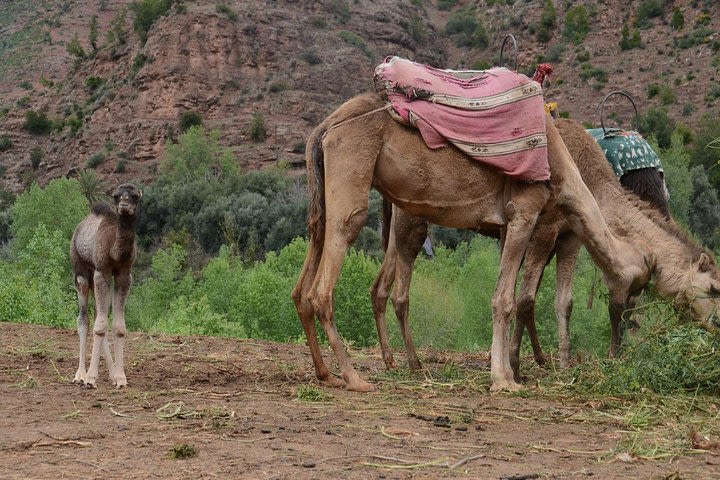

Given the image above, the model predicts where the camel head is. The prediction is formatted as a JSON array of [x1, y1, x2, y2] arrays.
[[111, 183, 142, 217], [676, 252, 720, 328]]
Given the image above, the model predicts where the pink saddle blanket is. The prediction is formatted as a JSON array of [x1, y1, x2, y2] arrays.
[[374, 56, 549, 181]]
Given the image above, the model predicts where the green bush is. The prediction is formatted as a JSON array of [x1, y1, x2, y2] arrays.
[[300, 48, 322, 65], [0, 135, 12, 151], [86, 152, 106, 169], [636, 0, 667, 29], [671, 6, 684, 30], [66, 33, 86, 59], [536, 0, 557, 42], [337, 30, 374, 58], [179, 110, 202, 132], [619, 24, 642, 50], [249, 112, 267, 142], [29, 146, 44, 169], [216, 4, 238, 21], [639, 106, 675, 149], [445, 9, 488, 49], [23, 111, 52, 135], [10, 178, 88, 254], [563, 5, 590, 44], [85, 76, 104, 89], [326, 0, 351, 24], [130, 0, 172, 43]]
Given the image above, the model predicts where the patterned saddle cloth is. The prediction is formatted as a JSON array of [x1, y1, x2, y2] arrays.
[[586, 128, 662, 177], [374, 56, 550, 181]]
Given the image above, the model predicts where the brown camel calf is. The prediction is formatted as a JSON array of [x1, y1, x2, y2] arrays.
[[71, 183, 142, 388]]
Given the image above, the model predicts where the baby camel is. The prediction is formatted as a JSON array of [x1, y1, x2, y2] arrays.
[[71, 183, 142, 388]]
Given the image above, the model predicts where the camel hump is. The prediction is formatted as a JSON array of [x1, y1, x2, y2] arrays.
[[91, 202, 117, 220]]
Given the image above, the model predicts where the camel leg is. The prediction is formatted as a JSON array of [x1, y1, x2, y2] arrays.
[[554, 234, 581, 368], [510, 221, 559, 380], [390, 214, 428, 371], [85, 269, 111, 388], [292, 235, 343, 387], [370, 226, 399, 370], [490, 185, 549, 391], [608, 293, 627, 358], [72, 276, 90, 384], [111, 272, 131, 388]]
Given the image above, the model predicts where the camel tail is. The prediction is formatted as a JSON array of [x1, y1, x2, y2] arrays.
[[306, 128, 326, 242], [381, 197, 392, 251]]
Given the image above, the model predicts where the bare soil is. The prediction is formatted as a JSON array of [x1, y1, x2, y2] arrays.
[[1, 322, 718, 479]]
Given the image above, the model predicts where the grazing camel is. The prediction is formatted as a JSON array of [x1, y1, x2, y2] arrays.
[[71, 183, 142, 388], [370, 119, 720, 380], [292, 92, 653, 392]]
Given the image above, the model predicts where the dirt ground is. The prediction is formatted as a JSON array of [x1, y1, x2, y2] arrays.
[[1, 322, 718, 480]]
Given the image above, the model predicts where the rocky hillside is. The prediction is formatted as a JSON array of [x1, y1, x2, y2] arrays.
[[0, 0, 718, 192]]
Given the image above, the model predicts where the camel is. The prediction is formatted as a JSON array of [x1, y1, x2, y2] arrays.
[[71, 183, 142, 388], [370, 119, 720, 380], [292, 92, 658, 392]]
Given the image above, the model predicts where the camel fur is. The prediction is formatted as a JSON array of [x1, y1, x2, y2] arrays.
[[292, 92, 650, 392], [370, 118, 720, 380], [71, 183, 142, 388]]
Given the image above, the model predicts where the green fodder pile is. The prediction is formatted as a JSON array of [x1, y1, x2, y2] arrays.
[[558, 322, 720, 396]]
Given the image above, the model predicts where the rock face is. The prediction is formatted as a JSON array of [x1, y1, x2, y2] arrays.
[[0, 0, 718, 192]]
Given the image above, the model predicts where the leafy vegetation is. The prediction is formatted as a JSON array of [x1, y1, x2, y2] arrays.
[[446, 7, 489, 49], [23, 111, 51, 135], [29, 146, 43, 169], [130, 0, 173, 43], [216, 4, 238, 21], [337, 30, 373, 59], [535, 0, 557, 43], [563, 5, 590, 44], [249, 112, 266, 142], [179, 110, 202, 133]]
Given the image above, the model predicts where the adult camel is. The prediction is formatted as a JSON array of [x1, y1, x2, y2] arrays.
[[292, 92, 653, 392], [370, 119, 720, 380]]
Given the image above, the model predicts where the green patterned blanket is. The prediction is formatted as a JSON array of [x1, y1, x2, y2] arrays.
[[586, 128, 662, 177]]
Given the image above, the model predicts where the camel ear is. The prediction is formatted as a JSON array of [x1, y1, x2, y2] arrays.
[[699, 253, 711, 272], [138, 188, 143, 198]]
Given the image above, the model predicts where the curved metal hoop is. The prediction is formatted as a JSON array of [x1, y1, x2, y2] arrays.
[[600, 90, 639, 135], [498, 34, 518, 71]]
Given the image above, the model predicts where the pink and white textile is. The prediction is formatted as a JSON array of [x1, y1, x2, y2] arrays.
[[374, 56, 550, 181]]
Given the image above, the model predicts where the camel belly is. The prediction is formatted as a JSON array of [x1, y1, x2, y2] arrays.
[[72, 215, 102, 263], [373, 124, 507, 230]]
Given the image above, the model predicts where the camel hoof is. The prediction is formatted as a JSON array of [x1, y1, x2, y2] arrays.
[[489, 380, 522, 393], [346, 380, 376, 393], [114, 376, 127, 388], [320, 377, 346, 389], [408, 360, 423, 371], [534, 355, 547, 367], [72, 371, 86, 384]]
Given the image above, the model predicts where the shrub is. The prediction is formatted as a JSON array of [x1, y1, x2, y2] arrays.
[[115, 160, 127, 173], [19, 81, 32, 90], [563, 5, 590, 44], [85, 76, 104, 89], [337, 30, 373, 58], [579, 64, 608, 83], [29, 146, 44, 169], [249, 112, 267, 142], [130, 0, 172, 43], [89, 15, 99, 52], [446, 9, 488, 49], [659, 84, 675, 105], [66, 33, 85, 59], [23, 111, 52, 135], [216, 4, 238, 21], [671, 6, 684, 30], [647, 83, 660, 98], [536, 0, 557, 42], [10, 178, 88, 254], [639, 106, 675, 149], [326, 0, 351, 24], [437, 0, 459, 10], [619, 24, 642, 50], [179, 110, 203, 132], [268, 81, 289, 93], [105, 10, 129, 49], [86, 152, 106, 169], [406, 15, 426, 43], [0, 135, 12, 151], [636, 0, 667, 29], [300, 48, 322, 65]]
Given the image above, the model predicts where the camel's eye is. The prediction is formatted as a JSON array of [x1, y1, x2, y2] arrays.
[[711, 285, 720, 296]]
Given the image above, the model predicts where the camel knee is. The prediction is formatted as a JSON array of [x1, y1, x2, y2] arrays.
[[309, 292, 333, 322], [492, 295, 514, 319], [113, 326, 126, 338], [516, 295, 535, 321], [391, 292, 409, 316]]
